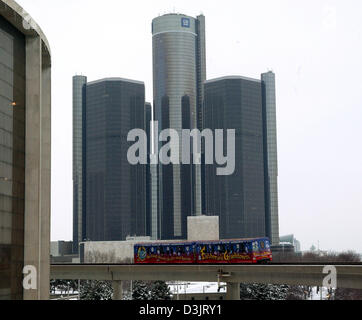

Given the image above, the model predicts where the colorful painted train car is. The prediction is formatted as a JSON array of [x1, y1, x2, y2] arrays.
[[134, 238, 272, 264]]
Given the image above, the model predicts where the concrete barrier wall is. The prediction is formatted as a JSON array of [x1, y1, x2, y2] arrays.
[[83, 241, 137, 264], [82, 215, 221, 264]]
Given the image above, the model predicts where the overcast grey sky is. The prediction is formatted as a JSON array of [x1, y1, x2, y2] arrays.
[[16, 0, 362, 252]]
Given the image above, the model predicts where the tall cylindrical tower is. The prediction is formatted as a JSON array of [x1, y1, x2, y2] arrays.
[[152, 13, 206, 239]]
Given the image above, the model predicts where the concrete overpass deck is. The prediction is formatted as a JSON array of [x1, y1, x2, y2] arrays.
[[51, 264, 362, 294]]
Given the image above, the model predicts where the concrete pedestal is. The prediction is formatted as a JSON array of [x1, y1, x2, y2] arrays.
[[112, 281, 123, 300], [226, 282, 240, 300]]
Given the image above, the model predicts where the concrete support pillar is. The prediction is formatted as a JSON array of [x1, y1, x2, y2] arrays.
[[23, 35, 51, 300], [112, 281, 123, 300], [226, 282, 240, 300], [40, 62, 51, 300]]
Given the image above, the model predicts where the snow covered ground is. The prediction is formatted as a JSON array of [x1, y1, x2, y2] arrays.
[[51, 284, 332, 300], [168, 282, 226, 295], [168, 282, 332, 300], [309, 286, 331, 300]]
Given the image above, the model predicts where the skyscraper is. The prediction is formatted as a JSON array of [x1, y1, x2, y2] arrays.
[[261, 71, 280, 245], [85, 78, 147, 241], [72, 75, 87, 253], [204, 76, 271, 240], [72, 77, 148, 246], [0, 0, 51, 299], [152, 13, 206, 240]]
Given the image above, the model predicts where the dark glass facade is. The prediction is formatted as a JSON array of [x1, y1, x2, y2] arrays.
[[84, 79, 147, 241], [152, 14, 206, 240], [0, 15, 26, 300], [204, 77, 269, 239]]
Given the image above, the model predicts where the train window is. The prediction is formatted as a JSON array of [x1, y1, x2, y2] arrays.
[[260, 241, 265, 249]]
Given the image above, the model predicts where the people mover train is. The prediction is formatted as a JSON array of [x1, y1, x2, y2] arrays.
[[134, 237, 272, 264]]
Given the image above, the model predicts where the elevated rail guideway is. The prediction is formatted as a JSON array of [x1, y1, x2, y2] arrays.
[[51, 264, 362, 300]]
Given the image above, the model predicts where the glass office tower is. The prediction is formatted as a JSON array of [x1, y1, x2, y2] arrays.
[[0, 14, 26, 300], [152, 13, 206, 240], [204, 76, 268, 240], [0, 0, 51, 300], [84, 78, 147, 241]]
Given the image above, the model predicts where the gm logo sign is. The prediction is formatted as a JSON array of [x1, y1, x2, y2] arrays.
[[181, 18, 190, 28]]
